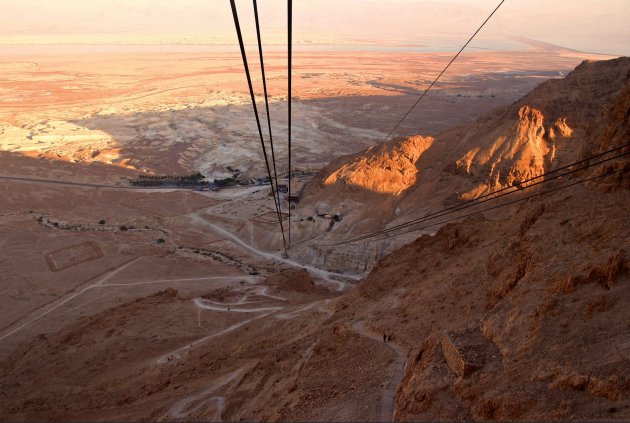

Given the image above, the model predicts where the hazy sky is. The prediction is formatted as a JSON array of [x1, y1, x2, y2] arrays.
[[0, 0, 628, 55]]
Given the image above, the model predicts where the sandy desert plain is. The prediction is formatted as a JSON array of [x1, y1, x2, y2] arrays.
[[0, 42, 619, 420]]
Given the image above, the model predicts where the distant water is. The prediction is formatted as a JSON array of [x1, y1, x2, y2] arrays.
[[0, 39, 527, 56]]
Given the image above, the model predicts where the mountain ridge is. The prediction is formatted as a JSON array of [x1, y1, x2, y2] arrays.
[[291, 57, 630, 273]]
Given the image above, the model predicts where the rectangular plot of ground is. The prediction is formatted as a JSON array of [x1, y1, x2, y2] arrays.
[[46, 242, 103, 271], [125, 192, 221, 217], [251, 211, 290, 224]]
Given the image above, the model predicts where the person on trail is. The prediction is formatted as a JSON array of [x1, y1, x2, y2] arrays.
[[383, 333, 387, 343], [388, 334, 393, 342]]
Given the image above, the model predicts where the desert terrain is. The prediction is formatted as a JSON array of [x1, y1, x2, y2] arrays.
[[0, 41, 628, 422], [1, 41, 607, 180]]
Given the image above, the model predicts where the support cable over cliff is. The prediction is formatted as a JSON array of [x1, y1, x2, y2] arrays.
[[329, 144, 630, 245], [364, 166, 626, 243]]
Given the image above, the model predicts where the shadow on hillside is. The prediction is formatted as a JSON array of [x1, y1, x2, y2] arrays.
[[0, 150, 137, 185], [3, 68, 552, 185], [67, 87, 524, 179]]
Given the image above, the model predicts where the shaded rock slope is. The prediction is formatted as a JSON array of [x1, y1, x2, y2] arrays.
[[292, 57, 630, 273]]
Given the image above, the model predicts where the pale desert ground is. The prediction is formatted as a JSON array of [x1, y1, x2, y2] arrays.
[[1, 42, 610, 180], [0, 43, 623, 421]]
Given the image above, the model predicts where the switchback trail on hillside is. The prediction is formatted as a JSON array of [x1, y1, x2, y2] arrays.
[[189, 212, 363, 288]]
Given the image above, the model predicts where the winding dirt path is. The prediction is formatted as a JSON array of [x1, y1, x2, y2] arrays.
[[193, 298, 281, 313], [156, 308, 281, 364], [0, 258, 140, 341], [0, 270, 257, 342], [189, 213, 363, 289], [352, 320, 406, 423], [162, 365, 249, 422]]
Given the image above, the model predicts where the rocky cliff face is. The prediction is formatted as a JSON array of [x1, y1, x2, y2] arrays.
[[327, 57, 630, 421], [292, 57, 630, 273], [442, 57, 629, 197], [346, 176, 629, 421], [452, 105, 560, 191], [321, 135, 434, 195]]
